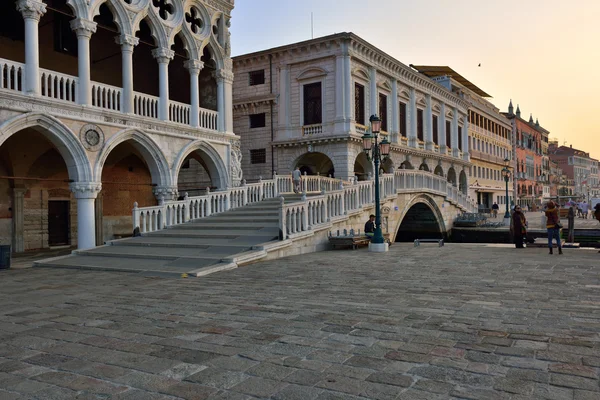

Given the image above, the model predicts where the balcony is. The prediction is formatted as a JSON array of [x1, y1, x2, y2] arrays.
[[302, 124, 323, 136], [469, 149, 506, 165], [0, 58, 218, 131]]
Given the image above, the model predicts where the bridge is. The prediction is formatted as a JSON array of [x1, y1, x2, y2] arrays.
[[36, 170, 477, 276]]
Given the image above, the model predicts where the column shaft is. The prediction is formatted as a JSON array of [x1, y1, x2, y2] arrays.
[[335, 55, 344, 121], [408, 88, 417, 147], [185, 60, 203, 128], [425, 94, 434, 151], [71, 19, 97, 106], [70, 182, 102, 251], [17, 0, 46, 95], [116, 35, 138, 114], [452, 107, 459, 157], [391, 80, 399, 143], [369, 67, 377, 117], [152, 48, 174, 121], [12, 189, 26, 252]]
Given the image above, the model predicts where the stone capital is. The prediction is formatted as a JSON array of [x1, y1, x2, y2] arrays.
[[16, 0, 46, 21], [215, 69, 234, 84], [70, 18, 97, 38], [153, 186, 178, 204], [184, 59, 204, 74], [115, 34, 139, 50], [70, 182, 102, 199], [151, 48, 175, 64]]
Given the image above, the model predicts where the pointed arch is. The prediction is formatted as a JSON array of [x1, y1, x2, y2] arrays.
[[170, 25, 200, 61], [94, 129, 171, 186], [202, 36, 225, 70], [89, 0, 133, 36], [132, 9, 168, 49], [172, 140, 228, 189], [0, 112, 92, 182]]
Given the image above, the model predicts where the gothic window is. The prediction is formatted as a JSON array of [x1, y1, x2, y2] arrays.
[[378, 93, 388, 131], [432, 115, 438, 145], [249, 70, 265, 86], [354, 83, 365, 125], [399, 102, 407, 137], [153, 0, 174, 21], [185, 7, 203, 33], [416, 109, 423, 141], [249, 113, 266, 128], [303, 82, 322, 125], [250, 149, 266, 164]]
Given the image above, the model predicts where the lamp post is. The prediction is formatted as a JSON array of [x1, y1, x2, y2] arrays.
[[362, 115, 390, 252], [501, 157, 512, 223]]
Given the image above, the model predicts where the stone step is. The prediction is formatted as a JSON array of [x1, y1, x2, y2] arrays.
[[168, 223, 277, 231], [76, 245, 248, 259], [109, 236, 271, 248], [192, 216, 280, 223], [223, 210, 279, 216], [144, 229, 278, 239]]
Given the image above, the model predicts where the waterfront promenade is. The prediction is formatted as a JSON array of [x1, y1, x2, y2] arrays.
[[1, 244, 599, 399]]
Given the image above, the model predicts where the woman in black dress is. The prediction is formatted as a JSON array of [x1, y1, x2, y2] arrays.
[[512, 206, 527, 248]]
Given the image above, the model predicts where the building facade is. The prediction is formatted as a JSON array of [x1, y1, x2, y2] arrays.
[[0, 0, 238, 252], [548, 142, 597, 200], [232, 33, 471, 196], [503, 103, 549, 208]]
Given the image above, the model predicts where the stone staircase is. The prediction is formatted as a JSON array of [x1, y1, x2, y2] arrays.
[[34, 196, 300, 277]]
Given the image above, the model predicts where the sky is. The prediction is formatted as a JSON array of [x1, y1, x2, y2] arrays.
[[231, 0, 600, 160]]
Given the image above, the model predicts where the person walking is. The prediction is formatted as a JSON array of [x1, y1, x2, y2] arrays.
[[512, 206, 527, 249], [581, 201, 589, 219], [491, 202, 499, 218], [545, 201, 563, 255], [292, 167, 302, 193]]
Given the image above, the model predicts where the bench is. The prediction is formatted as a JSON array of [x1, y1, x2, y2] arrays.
[[414, 239, 444, 247], [329, 236, 371, 250]]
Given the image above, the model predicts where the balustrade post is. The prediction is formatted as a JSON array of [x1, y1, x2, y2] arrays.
[[132, 201, 140, 233], [278, 196, 286, 240]]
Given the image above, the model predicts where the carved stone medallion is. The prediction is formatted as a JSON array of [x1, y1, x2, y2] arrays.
[[79, 124, 104, 151]]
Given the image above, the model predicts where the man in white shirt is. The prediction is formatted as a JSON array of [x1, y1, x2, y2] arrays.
[[292, 167, 302, 193]]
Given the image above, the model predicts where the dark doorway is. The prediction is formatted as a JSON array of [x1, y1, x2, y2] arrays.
[[395, 203, 442, 242], [48, 200, 70, 246]]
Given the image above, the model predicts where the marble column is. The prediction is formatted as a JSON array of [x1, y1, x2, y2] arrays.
[[391, 80, 399, 143], [70, 18, 97, 106], [185, 60, 204, 128], [369, 67, 377, 117], [70, 182, 102, 250], [452, 107, 460, 157], [335, 55, 345, 122], [216, 68, 234, 133], [425, 94, 434, 151], [152, 48, 174, 121], [17, 0, 47, 95], [116, 34, 139, 114], [12, 188, 27, 253], [408, 88, 418, 148]]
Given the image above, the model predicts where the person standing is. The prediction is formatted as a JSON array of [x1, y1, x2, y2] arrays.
[[292, 167, 302, 193], [567, 206, 575, 244], [492, 202, 499, 218], [545, 201, 563, 255], [512, 206, 527, 249], [581, 201, 589, 219]]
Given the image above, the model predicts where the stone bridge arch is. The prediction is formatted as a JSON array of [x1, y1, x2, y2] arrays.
[[394, 194, 447, 242]]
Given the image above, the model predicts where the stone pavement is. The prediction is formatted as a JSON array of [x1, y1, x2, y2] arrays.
[[0, 244, 599, 399]]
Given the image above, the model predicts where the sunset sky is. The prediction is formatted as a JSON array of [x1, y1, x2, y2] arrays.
[[231, 0, 600, 160]]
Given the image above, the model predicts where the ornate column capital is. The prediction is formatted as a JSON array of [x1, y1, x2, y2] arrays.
[[184, 60, 204, 75], [70, 182, 102, 199], [115, 34, 139, 51], [216, 69, 234, 84], [70, 18, 97, 39], [151, 48, 175, 64], [16, 0, 46, 21], [153, 186, 178, 204]]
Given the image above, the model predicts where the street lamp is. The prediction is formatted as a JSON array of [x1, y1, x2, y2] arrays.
[[501, 157, 512, 221], [362, 115, 390, 252]]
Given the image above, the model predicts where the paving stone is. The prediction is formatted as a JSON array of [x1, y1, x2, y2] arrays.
[[493, 377, 536, 395], [550, 373, 600, 391], [186, 367, 249, 389], [574, 389, 600, 400], [450, 385, 511, 400], [246, 362, 297, 380], [412, 378, 454, 394], [272, 383, 323, 400], [230, 376, 288, 397], [549, 363, 598, 379], [283, 369, 324, 385], [366, 371, 412, 387], [532, 383, 574, 400]]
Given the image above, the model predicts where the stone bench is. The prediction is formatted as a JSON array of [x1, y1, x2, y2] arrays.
[[329, 236, 371, 250], [414, 239, 444, 247]]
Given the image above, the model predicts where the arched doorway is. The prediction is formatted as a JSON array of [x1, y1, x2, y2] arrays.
[[354, 152, 372, 181], [395, 201, 444, 242], [174, 141, 228, 196], [459, 170, 468, 194], [295, 152, 334, 177], [400, 161, 413, 170], [434, 165, 444, 176], [447, 167, 457, 186]]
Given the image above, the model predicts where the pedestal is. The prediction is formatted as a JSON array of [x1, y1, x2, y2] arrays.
[[369, 242, 389, 253]]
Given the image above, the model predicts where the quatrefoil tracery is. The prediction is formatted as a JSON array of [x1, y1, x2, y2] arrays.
[[185, 7, 203, 34], [152, 0, 174, 21]]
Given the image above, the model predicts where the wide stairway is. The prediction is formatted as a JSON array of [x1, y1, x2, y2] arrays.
[[34, 196, 307, 277]]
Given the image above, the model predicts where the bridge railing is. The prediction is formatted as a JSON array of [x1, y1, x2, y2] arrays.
[[133, 169, 478, 236]]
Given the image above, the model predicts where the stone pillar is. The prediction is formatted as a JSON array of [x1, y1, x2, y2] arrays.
[[463, 118, 470, 161], [408, 88, 418, 148], [452, 107, 459, 157], [335, 55, 345, 122], [12, 188, 27, 253], [278, 64, 290, 130], [116, 34, 139, 114], [152, 48, 174, 121], [70, 182, 102, 250], [425, 94, 434, 151], [439, 103, 447, 153], [70, 18, 97, 106], [17, 0, 46, 96], [184, 60, 203, 128], [391, 80, 399, 143], [343, 51, 352, 125], [369, 67, 377, 117], [153, 186, 178, 205], [216, 68, 234, 133]]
